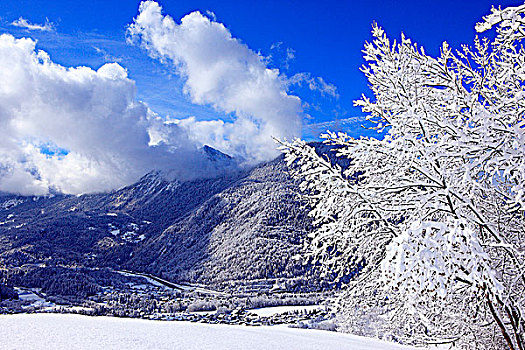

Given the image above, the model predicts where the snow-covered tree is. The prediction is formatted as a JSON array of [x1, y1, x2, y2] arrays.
[[280, 4, 525, 349]]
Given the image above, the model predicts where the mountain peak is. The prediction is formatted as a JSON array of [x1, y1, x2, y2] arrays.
[[202, 145, 233, 162]]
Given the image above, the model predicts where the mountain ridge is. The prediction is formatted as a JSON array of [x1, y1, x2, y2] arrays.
[[0, 148, 320, 290]]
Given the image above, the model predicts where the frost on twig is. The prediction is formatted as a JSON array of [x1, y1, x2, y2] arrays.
[[279, 4, 525, 349]]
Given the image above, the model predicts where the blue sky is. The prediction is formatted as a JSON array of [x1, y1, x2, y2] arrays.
[[1, 0, 521, 139], [0, 0, 523, 195]]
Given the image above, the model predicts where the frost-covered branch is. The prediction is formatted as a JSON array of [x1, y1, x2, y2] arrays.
[[280, 4, 525, 349]]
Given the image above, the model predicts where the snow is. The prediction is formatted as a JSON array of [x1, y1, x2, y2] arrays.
[[116, 270, 170, 289], [0, 314, 417, 350], [16, 289, 43, 302], [0, 219, 14, 225], [249, 305, 323, 317], [14, 288, 55, 309], [115, 269, 227, 295], [1, 199, 23, 209], [188, 285, 228, 296]]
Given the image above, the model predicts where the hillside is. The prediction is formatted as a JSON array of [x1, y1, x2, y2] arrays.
[[0, 151, 317, 290], [127, 156, 314, 288]]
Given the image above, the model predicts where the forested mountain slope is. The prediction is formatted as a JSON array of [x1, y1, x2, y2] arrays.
[[0, 150, 318, 290], [127, 156, 314, 287]]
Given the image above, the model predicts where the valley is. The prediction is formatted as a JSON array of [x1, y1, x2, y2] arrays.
[[0, 151, 335, 331]]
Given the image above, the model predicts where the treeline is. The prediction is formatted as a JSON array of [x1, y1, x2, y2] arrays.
[[6, 267, 142, 301], [87, 289, 324, 318], [0, 283, 17, 300]]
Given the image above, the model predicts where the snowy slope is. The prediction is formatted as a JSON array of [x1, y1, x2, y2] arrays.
[[129, 155, 314, 286], [0, 147, 326, 290], [1, 314, 417, 350]]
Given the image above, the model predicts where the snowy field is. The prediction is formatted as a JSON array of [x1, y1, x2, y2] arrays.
[[1, 313, 417, 350], [249, 304, 323, 317]]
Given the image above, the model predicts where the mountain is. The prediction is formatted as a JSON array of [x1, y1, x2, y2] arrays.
[[126, 156, 314, 287], [0, 147, 318, 290], [0, 173, 243, 268]]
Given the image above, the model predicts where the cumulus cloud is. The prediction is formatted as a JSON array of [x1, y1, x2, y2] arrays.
[[0, 34, 229, 195], [127, 1, 303, 164], [11, 17, 55, 32], [205, 10, 217, 21], [0, 1, 317, 196]]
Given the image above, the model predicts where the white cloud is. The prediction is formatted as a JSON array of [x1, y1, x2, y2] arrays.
[[127, 1, 303, 164], [289, 73, 339, 98], [0, 1, 323, 196], [11, 17, 55, 32], [92, 46, 122, 63], [302, 116, 371, 140], [205, 10, 217, 21], [305, 116, 368, 131], [0, 34, 230, 195], [268, 42, 295, 70]]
